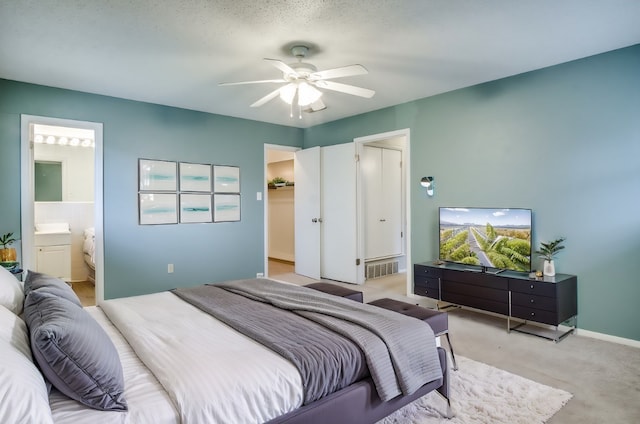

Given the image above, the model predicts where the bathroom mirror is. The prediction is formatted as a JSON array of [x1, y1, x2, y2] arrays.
[[34, 143, 94, 202]]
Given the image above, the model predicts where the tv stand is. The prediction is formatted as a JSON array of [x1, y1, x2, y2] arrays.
[[414, 261, 578, 342]]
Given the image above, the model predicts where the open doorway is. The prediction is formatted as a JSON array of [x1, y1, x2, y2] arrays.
[[264, 144, 299, 279], [21, 115, 104, 306]]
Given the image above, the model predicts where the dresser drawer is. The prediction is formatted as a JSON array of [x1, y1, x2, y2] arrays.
[[511, 305, 558, 326], [511, 292, 557, 312], [414, 276, 439, 289], [414, 285, 440, 299], [414, 264, 442, 278], [442, 292, 509, 315], [443, 269, 508, 290], [509, 279, 556, 297], [443, 281, 509, 303]]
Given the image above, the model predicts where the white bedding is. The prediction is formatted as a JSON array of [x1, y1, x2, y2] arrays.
[[100, 291, 304, 424], [50, 306, 180, 424]]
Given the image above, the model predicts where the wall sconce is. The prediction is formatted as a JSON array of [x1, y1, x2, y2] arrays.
[[420, 176, 434, 197]]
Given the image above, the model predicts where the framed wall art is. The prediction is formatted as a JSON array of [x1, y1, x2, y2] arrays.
[[180, 193, 212, 223], [213, 193, 241, 222], [139, 193, 178, 225], [213, 165, 240, 193], [139, 159, 177, 191], [179, 162, 212, 192]]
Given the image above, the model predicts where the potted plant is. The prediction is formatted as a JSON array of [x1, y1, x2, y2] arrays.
[[0, 232, 17, 264], [535, 237, 566, 277], [270, 177, 288, 187]]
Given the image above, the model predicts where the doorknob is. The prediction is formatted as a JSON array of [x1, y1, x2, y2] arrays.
[[379, 219, 386, 222], [312, 218, 318, 223]]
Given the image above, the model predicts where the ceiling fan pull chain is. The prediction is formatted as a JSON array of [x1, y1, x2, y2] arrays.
[[289, 103, 293, 118]]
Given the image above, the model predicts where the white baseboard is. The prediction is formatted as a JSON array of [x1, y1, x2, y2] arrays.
[[575, 328, 640, 349]]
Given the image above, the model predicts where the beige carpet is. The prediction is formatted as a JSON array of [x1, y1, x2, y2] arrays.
[[380, 356, 572, 424]]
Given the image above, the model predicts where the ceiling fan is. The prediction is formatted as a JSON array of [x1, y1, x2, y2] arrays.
[[219, 45, 375, 118]]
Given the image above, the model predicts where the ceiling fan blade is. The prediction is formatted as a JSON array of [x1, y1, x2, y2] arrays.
[[219, 79, 286, 86], [264, 58, 298, 76], [250, 87, 282, 108], [315, 80, 375, 98], [310, 64, 368, 80]]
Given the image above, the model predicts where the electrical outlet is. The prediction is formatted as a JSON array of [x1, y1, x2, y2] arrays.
[[168, 264, 174, 273], [256, 272, 264, 278]]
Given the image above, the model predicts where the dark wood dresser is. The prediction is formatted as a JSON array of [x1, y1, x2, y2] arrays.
[[414, 262, 578, 342]]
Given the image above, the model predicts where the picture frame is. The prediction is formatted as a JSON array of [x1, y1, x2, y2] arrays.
[[213, 194, 241, 222], [139, 193, 178, 225], [179, 162, 212, 192], [213, 165, 240, 193], [139, 159, 177, 191], [180, 194, 212, 223]]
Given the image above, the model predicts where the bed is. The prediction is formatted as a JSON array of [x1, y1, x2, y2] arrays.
[[0, 265, 451, 424], [82, 228, 95, 284]]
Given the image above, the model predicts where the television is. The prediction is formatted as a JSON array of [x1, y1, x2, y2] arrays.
[[439, 207, 532, 273]]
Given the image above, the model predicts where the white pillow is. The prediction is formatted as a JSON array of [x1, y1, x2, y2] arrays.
[[0, 265, 24, 315], [0, 305, 54, 424]]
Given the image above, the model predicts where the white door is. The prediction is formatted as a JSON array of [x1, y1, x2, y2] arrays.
[[362, 146, 403, 259], [320, 143, 360, 284], [294, 147, 321, 279]]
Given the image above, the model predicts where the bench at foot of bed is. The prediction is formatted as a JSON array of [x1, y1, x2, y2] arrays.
[[368, 298, 458, 371]]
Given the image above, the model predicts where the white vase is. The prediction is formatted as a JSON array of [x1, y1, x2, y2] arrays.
[[543, 260, 556, 277]]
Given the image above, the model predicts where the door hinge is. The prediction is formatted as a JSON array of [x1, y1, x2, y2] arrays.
[[401, 231, 403, 238], [356, 258, 361, 266], [355, 154, 360, 162]]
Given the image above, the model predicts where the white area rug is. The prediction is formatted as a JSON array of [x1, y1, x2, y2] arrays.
[[380, 356, 572, 424]]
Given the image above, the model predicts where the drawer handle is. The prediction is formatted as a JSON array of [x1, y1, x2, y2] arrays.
[[530, 299, 535, 303], [530, 312, 535, 317], [530, 284, 534, 289]]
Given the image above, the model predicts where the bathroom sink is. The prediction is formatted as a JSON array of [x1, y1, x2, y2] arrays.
[[34, 223, 71, 246], [35, 223, 71, 234]]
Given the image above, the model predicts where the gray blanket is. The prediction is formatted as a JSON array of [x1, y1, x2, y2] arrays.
[[174, 278, 442, 402], [172, 284, 367, 404]]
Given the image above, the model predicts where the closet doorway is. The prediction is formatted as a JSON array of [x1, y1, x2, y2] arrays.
[[355, 129, 411, 293], [20, 115, 104, 305], [264, 144, 298, 279]]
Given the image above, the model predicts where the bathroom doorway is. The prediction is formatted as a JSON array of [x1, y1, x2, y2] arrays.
[[21, 115, 104, 305]]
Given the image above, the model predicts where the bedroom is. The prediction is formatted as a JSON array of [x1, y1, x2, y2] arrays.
[[1, 1, 639, 423]]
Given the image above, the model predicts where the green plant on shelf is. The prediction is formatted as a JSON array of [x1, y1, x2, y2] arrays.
[[270, 177, 288, 186]]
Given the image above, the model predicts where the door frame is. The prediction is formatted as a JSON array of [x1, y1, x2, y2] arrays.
[[263, 143, 300, 278], [355, 128, 412, 293], [20, 115, 104, 303]]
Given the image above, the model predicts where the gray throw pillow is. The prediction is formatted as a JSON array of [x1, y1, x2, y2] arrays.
[[24, 270, 82, 307], [23, 290, 127, 411]]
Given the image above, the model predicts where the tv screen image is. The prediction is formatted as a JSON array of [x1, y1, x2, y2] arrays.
[[439, 207, 532, 272]]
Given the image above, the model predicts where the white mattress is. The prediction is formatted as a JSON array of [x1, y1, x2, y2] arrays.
[[50, 306, 180, 424], [100, 291, 304, 424]]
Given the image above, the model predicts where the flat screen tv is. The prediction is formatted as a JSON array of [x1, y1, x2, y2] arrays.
[[439, 207, 532, 273]]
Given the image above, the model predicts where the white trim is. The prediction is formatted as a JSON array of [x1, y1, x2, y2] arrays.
[[354, 129, 411, 291], [263, 144, 300, 278], [20, 115, 104, 304], [576, 328, 640, 349]]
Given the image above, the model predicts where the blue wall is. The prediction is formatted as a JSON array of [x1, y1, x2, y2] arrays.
[[0, 81, 302, 299], [304, 44, 640, 341], [1, 44, 638, 340]]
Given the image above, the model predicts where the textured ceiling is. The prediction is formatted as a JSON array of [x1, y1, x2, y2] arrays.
[[1, 1, 639, 128]]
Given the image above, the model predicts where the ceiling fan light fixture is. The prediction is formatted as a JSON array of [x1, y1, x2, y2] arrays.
[[279, 83, 296, 105], [297, 82, 322, 106]]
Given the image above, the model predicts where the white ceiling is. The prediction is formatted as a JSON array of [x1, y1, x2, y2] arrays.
[[1, 1, 639, 129]]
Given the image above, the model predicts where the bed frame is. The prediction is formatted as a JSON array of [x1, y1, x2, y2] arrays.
[[268, 347, 451, 424]]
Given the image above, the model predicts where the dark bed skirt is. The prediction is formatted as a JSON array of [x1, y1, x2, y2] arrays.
[[267, 347, 449, 424]]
